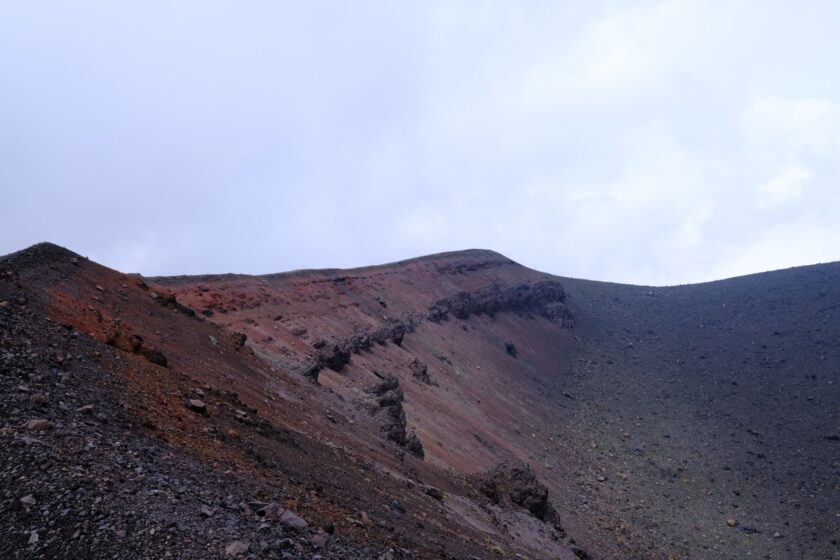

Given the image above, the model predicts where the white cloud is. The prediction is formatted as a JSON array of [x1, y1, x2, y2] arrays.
[[673, 202, 715, 247], [742, 96, 840, 154], [712, 217, 840, 280], [3, 2, 840, 284], [757, 164, 812, 205], [396, 206, 452, 247], [562, 0, 705, 95]]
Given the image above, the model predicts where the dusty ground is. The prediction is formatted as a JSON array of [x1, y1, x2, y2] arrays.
[[1, 242, 838, 559]]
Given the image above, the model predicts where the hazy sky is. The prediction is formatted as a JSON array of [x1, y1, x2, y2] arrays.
[[2, 1, 839, 285]]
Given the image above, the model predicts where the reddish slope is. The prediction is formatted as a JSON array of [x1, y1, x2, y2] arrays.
[[1, 244, 579, 560], [151, 249, 591, 555], [151, 250, 577, 471]]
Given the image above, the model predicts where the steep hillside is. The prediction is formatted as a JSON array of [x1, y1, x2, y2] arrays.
[[1, 243, 838, 560]]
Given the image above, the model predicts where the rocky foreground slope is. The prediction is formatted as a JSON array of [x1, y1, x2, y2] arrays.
[[1, 243, 838, 559]]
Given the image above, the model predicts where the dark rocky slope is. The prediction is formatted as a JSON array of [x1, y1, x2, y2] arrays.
[[551, 266, 840, 559]]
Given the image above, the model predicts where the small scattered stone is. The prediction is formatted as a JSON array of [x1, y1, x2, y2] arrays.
[[597, 475, 607, 482], [277, 509, 309, 530], [309, 532, 328, 549], [24, 419, 50, 431], [20, 494, 37, 509], [77, 404, 94, 414], [28, 531, 38, 545], [187, 399, 207, 413], [29, 393, 49, 406], [208, 335, 218, 347], [423, 485, 444, 500], [390, 499, 405, 513], [225, 541, 249, 556], [726, 517, 738, 527]]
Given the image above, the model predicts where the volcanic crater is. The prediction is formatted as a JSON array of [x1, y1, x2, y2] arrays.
[[1, 242, 838, 559]]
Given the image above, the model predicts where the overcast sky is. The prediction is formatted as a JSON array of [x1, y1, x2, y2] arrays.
[[2, 1, 839, 285]]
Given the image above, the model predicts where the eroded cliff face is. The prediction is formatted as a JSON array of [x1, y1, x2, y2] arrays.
[[150, 250, 580, 478], [0, 245, 582, 560]]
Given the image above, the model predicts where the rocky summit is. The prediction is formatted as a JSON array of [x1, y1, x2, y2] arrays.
[[1, 242, 838, 559]]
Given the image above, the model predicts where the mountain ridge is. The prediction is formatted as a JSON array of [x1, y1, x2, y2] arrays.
[[10, 240, 839, 289]]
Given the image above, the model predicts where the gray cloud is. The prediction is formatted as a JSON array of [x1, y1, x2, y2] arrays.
[[2, 1, 839, 284]]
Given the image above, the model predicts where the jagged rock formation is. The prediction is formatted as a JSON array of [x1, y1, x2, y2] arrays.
[[408, 358, 435, 385], [104, 329, 168, 367], [543, 301, 575, 327], [316, 342, 352, 372], [368, 375, 424, 459], [475, 462, 555, 522], [370, 319, 409, 346], [427, 280, 570, 323], [233, 332, 248, 350]]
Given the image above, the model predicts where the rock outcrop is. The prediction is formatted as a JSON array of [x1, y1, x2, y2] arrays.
[[371, 319, 408, 346], [475, 463, 555, 522], [427, 281, 571, 325], [105, 330, 168, 367], [543, 301, 574, 327], [409, 358, 436, 385], [368, 375, 424, 459], [316, 343, 352, 372]]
